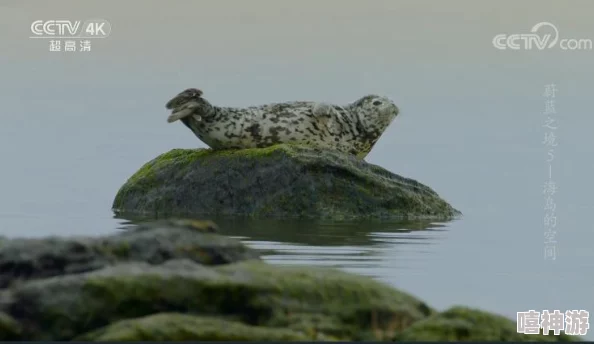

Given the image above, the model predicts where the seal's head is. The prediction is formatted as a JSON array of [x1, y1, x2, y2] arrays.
[[350, 94, 399, 137], [166, 88, 213, 123]]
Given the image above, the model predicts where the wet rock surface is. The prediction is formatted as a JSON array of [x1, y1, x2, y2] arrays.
[[112, 144, 461, 220], [0, 221, 577, 341], [0, 219, 257, 289]]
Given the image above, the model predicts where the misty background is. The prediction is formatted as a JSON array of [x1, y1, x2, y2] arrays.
[[0, 0, 593, 338]]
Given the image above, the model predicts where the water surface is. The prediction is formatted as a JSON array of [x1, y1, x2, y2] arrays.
[[1, 0, 593, 339]]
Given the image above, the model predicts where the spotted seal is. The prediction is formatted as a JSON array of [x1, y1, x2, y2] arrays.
[[165, 88, 399, 158]]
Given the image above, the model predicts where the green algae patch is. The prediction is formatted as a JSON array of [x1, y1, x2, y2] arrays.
[[191, 143, 302, 160], [3, 225, 578, 342], [76, 313, 312, 341], [2, 259, 430, 341], [0, 312, 22, 340], [215, 261, 432, 340], [112, 149, 208, 210], [396, 306, 580, 342], [113, 144, 460, 220], [216, 260, 431, 313]]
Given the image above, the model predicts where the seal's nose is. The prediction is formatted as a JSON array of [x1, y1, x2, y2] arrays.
[[390, 101, 399, 116]]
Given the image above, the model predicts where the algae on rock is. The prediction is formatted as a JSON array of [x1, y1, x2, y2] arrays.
[[0, 259, 431, 341], [396, 306, 578, 342], [76, 313, 314, 341], [113, 144, 460, 220], [0, 221, 582, 342], [0, 312, 21, 341]]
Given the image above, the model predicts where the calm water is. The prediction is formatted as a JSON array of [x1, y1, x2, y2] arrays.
[[1, 0, 594, 339]]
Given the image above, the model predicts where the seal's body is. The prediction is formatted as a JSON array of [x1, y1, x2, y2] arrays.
[[166, 88, 399, 158]]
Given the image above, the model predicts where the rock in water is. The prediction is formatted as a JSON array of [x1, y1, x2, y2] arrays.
[[0, 221, 578, 342], [0, 220, 259, 288], [112, 144, 460, 219]]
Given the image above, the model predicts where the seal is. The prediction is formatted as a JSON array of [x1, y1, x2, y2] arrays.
[[165, 88, 399, 159]]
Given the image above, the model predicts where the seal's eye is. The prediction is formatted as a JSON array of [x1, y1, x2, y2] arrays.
[[372, 100, 382, 106]]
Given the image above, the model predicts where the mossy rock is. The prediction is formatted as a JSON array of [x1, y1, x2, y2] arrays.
[[0, 221, 259, 288], [112, 144, 460, 220], [396, 306, 580, 342], [0, 259, 431, 340], [76, 313, 314, 341], [0, 312, 22, 340]]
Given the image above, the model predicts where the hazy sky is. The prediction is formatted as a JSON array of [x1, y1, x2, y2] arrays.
[[1, 0, 593, 139], [0, 0, 592, 227], [1, 2, 593, 335]]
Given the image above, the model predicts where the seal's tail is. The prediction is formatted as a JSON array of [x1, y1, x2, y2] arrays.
[[166, 88, 204, 123]]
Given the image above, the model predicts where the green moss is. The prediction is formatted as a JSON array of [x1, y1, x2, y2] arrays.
[[92, 240, 130, 260], [113, 149, 202, 209], [157, 144, 303, 163], [59, 267, 274, 338], [110, 242, 131, 258], [13, 259, 431, 340], [396, 306, 580, 342], [216, 261, 418, 307], [113, 144, 302, 211], [76, 313, 312, 341], [9, 246, 568, 342], [113, 143, 460, 219], [266, 312, 348, 340], [215, 261, 432, 339], [0, 312, 22, 340]]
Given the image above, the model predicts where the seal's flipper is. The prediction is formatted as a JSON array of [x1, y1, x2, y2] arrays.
[[167, 101, 201, 123], [167, 109, 197, 123]]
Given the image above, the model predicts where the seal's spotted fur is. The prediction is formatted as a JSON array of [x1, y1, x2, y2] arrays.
[[166, 88, 399, 158]]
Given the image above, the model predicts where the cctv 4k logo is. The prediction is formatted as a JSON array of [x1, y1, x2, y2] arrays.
[[30, 19, 111, 38]]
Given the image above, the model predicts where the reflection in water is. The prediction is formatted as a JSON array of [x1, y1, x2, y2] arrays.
[[115, 213, 452, 279]]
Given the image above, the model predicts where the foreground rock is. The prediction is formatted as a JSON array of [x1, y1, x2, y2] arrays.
[[112, 144, 460, 220], [0, 219, 257, 289], [0, 222, 576, 341], [396, 307, 577, 342], [77, 313, 312, 341]]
